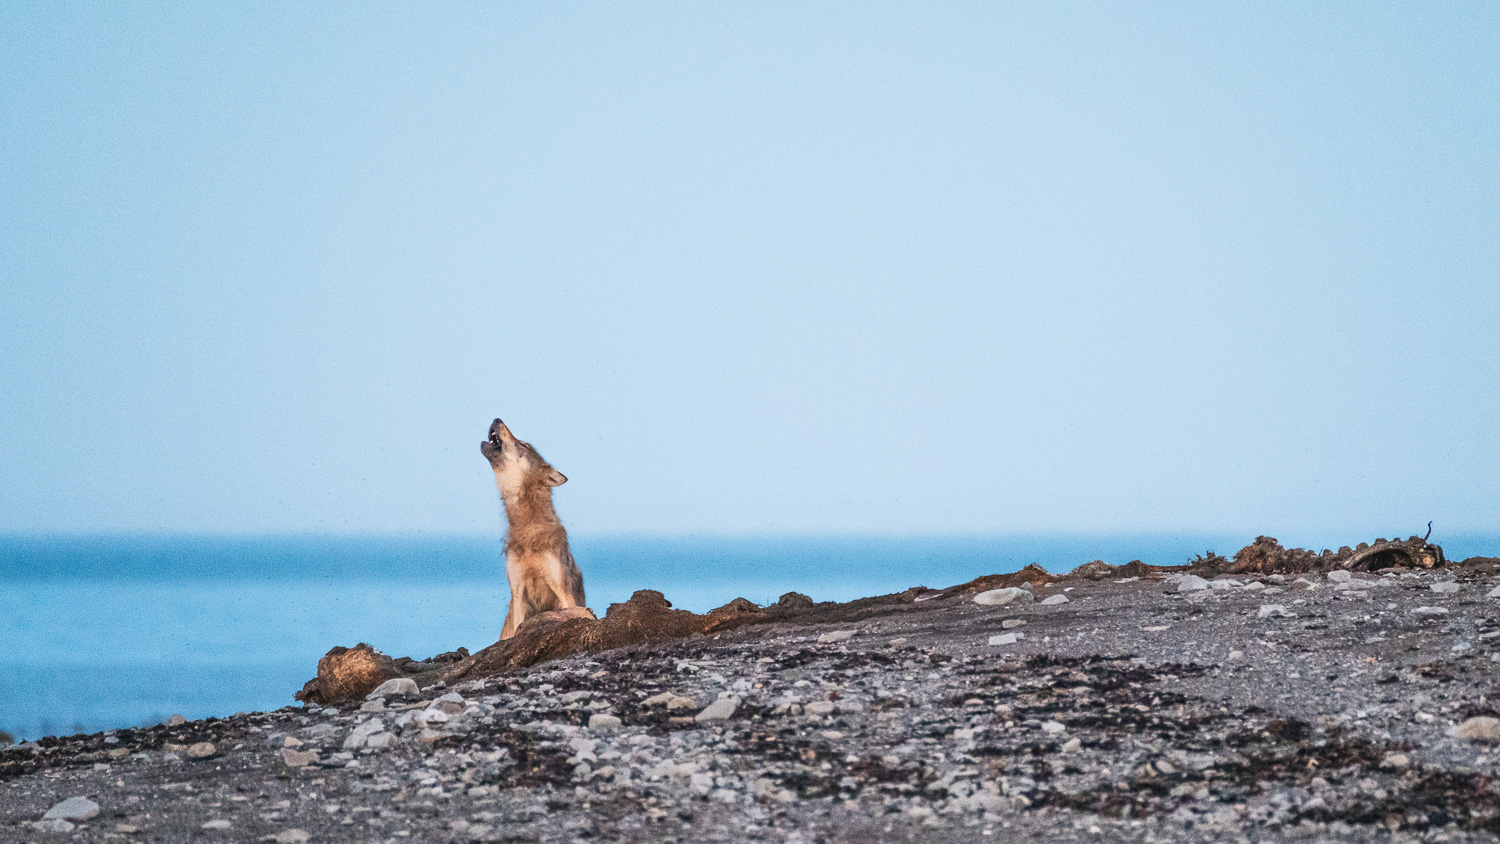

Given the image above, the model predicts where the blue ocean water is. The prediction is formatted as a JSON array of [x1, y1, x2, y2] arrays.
[[3, 532, 1495, 742]]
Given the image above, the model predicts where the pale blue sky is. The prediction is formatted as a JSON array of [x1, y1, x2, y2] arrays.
[[2, 3, 1497, 543]]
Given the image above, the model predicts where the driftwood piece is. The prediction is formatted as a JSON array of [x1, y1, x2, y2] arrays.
[[1228, 535, 1444, 575], [294, 644, 464, 706]]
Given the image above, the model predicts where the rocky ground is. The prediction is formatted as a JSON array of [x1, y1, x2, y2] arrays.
[[6, 558, 1500, 843]]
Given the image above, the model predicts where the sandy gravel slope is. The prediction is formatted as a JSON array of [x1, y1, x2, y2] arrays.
[[4, 564, 1500, 843]]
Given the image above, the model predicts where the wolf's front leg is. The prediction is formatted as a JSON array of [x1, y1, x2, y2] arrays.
[[500, 599, 525, 640]]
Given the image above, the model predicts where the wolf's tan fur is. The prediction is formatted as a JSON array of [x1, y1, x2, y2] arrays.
[[480, 418, 590, 639]]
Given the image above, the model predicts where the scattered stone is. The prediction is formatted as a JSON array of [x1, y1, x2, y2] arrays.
[[1449, 717, 1500, 740], [202, 819, 232, 830], [34, 819, 74, 833], [282, 748, 318, 768], [642, 692, 675, 707], [1241, 581, 1266, 591], [166, 714, 186, 726], [1041, 721, 1065, 735], [988, 633, 1021, 646], [695, 698, 737, 722], [1490, 585, 1500, 598], [185, 742, 217, 759], [272, 830, 312, 844], [1001, 619, 1026, 629], [1039, 594, 1068, 606], [1430, 581, 1461, 594], [588, 714, 622, 731], [1412, 606, 1450, 616], [804, 701, 836, 716], [1381, 752, 1410, 770], [343, 719, 385, 750], [1176, 575, 1209, 592], [1257, 604, 1292, 619], [817, 630, 855, 643], [666, 695, 697, 711], [973, 587, 1032, 606], [1060, 737, 1081, 752], [366, 677, 421, 700], [43, 797, 100, 821], [1327, 570, 1352, 583]]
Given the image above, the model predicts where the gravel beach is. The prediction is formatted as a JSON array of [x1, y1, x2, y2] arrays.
[[6, 556, 1500, 843]]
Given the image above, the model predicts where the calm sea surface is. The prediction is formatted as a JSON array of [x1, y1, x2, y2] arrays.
[[4, 532, 1495, 741]]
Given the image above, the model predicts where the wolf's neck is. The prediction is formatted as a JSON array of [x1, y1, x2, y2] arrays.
[[501, 483, 561, 532]]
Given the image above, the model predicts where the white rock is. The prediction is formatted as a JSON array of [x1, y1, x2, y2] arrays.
[[273, 830, 312, 844], [1449, 717, 1500, 740], [818, 630, 855, 643], [1489, 585, 1500, 598], [973, 587, 1033, 606], [282, 748, 318, 767], [1257, 604, 1292, 619], [366, 678, 420, 700], [666, 695, 698, 711], [343, 719, 385, 750], [988, 633, 1020, 646], [803, 701, 836, 716], [1411, 606, 1450, 616], [34, 819, 74, 833], [1176, 575, 1209, 593], [1041, 721, 1066, 735], [359, 699, 386, 713], [588, 714, 622, 731], [1060, 737, 1081, 753], [1242, 581, 1266, 591], [642, 692, 675, 707], [186, 742, 216, 759], [43, 797, 100, 821], [1039, 594, 1069, 606], [1380, 752, 1410, 770], [201, 819, 231, 830], [1430, 582, 1461, 594], [1327, 570, 1352, 583], [1208, 579, 1238, 590], [166, 714, 187, 726], [1002, 619, 1026, 629], [695, 698, 737, 722], [364, 732, 395, 749]]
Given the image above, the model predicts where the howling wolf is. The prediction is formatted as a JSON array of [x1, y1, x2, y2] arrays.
[[480, 418, 591, 639]]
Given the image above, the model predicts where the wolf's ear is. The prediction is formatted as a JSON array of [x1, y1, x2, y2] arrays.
[[544, 469, 568, 487]]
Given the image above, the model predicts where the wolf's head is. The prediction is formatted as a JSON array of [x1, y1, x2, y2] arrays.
[[481, 418, 567, 496]]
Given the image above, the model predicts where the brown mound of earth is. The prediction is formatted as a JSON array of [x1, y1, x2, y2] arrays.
[[296, 533, 1467, 706]]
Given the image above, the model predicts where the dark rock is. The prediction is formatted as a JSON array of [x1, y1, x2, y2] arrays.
[[296, 643, 459, 706], [947, 563, 1055, 594], [295, 644, 399, 706], [776, 592, 815, 611], [1067, 560, 1115, 580]]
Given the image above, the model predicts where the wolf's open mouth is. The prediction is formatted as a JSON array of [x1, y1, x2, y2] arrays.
[[488, 429, 503, 448]]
